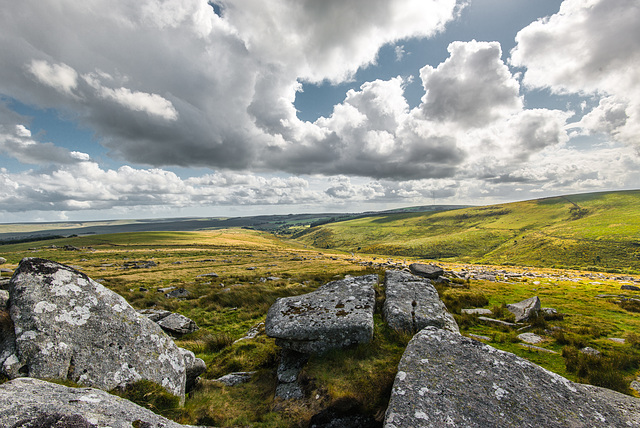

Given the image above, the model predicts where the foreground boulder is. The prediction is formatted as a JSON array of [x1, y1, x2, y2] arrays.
[[383, 270, 458, 334], [265, 275, 378, 354], [5, 258, 188, 399], [0, 377, 197, 428], [507, 296, 541, 322], [385, 327, 640, 427], [265, 275, 376, 354]]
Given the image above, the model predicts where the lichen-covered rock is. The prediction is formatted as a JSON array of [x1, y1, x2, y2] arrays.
[[408, 263, 444, 280], [383, 270, 458, 334], [7, 258, 187, 400], [384, 327, 640, 427], [157, 313, 199, 336], [265, 275, 376, 354], [507, 295, 541, 322], [179, 347, 206, 393], [0, 377, 197, 428]]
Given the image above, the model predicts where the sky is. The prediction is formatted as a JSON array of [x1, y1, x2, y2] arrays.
[[1, 0, 639, 223]]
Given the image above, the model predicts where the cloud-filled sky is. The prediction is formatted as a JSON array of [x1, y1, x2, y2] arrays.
[[1, 0, 638, 222]]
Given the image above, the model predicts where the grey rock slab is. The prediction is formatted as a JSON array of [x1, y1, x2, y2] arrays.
[[622, 284, 640, 291], [0, 377, 197, 428], [214, 371, 256, 387], [0, 257, 6, 264], [156, 312, 199, 336], [265, 275, 376, 354], [461, 308, 492, 315], [478, 316, 518, 327], [517, 332, 544, 344], [506, 295, 541, 322], [384, 327, 640, 428], [383, 270, 458, 334], [179, 348, 206, 393], [7, 258, 187, 400], [137, 308, 172, 322], [165, 288, 190, 298], [408, 263, 444, 280]]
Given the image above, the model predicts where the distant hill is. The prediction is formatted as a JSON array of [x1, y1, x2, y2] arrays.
[[0, 205, 467, 244], [293, 190, 640, 273]]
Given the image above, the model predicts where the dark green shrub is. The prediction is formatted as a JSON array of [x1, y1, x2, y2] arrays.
[[562, 347, 639, 394]]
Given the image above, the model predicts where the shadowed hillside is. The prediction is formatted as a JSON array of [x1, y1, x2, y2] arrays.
[[294, 190, 640, 273]]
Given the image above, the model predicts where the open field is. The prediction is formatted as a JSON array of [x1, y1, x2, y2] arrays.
[[1, 223, 639, 426], [294, 190, 640, 273]]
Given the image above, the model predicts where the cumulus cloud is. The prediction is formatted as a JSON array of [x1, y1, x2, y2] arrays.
[[511, 0, 640, 146]]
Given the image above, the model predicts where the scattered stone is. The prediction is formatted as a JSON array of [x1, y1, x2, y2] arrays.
[[461, 308, 493, 315], [0, 290, 8, 308], [608, 338, 626, 344], [580, 347, 601, 356], [0, 378, 193, 428], [122, 260, 157, 269], [506, 296, 541, 322], [234, 322, 265, 343], [5, 258, 188, 400], [63, 245, 80, 251], [214, 371, 256, 387], [476, 274, 496, 281], [409, 263, 444, 280], [165, 288, 190, 299], [246, 266, 256, 270], [541, 307, 559, 317], [179, 348, 206, 393], [384, 327, 640, 427], [0, 257, 5, 264], [265, 275, 376, 354], [519, 344, 559, 354], [139, 287, 148, 292], [138, 308, 172, 322], [517, 332, 544, 344], [197, 272, 219, 278], [622, 284, 640, 291], [383, 270, 459, 334], [478, 316, 518, 327], [0, 268, 12, 274], [156, 313, 199, 336], [157, 286, 176, 293], [468, 333, 491, 341]]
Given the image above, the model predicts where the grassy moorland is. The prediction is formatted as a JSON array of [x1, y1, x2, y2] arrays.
[[0, 191, 639, 426], [294, 190, 640, 273]]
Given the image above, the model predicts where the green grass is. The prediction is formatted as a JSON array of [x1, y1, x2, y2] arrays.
[[293, 190, 640, 273]]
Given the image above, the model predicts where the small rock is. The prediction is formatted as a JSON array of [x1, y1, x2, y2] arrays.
[[517, 332, 544, 344], [580, 347, 601, 356], [137, 309, 172, 322], [622, 284, 640, 291], [478, 316, 518, 327], [0, 257, 6, 265], [165, 288, 190, 298], [156, 312, 199, 336], [519, 344, 559, 354], [468, 333, 491, 341], [157, 286, 176, 293], [461, 308, 493, 315], [608, 338, 626, 344], [409, 263, 444, 280], [197, 272, 219, 278], [506, 296, 541, 322], [214, 372, 256, 387]]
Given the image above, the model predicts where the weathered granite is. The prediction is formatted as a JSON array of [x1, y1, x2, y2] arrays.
[[138, 308, 172, 322], [461, 308, 492, 315], [265, 275, 376, 354], [179, 348, 206, 393], [157, 313, 199, 336], [506, 296, 541, 322], [0, 378, 198, 428], [0, 290, 8, 308], [517, 332, 544, 344], [6, 258, 187, 400], [408, 263, 444, 280], [383, 270, 459, 334], [384, 327, 640, 427], [0, 257, 6, 265], [214, 371, 256, 387]]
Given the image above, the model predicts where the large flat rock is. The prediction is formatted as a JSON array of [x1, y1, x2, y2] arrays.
[[6, 258, 187, 399], [385, 327, 640, 427], [265, 275, 376, 354], [383, 270, 458, 334], [0, 377, 197, 428]]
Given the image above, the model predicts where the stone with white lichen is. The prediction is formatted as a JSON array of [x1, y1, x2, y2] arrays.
[[5, 258, 188, 401], [265, 275, 376, 354], [384, 327, 640, 427]]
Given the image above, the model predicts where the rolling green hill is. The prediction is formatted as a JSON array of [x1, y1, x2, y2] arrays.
[[294, 190, 640, 273]]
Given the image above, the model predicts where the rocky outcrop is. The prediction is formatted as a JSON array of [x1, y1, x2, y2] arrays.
[[385, 327, 640, 427], [179, 348, 206, 393], [265, 275, 376, 354], [408, 263, 443, 280], [383, 270, 458, 334], [139, 309, 199, 337], [0, 377, 198, 428], [506, 295, 540, 322], [3, 258, 192, 400]]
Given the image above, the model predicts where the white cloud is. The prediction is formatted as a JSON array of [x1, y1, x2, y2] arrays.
[[511, 0, 640, 146], [27, 60, 78, 96], [97, 86, 178, 121]]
